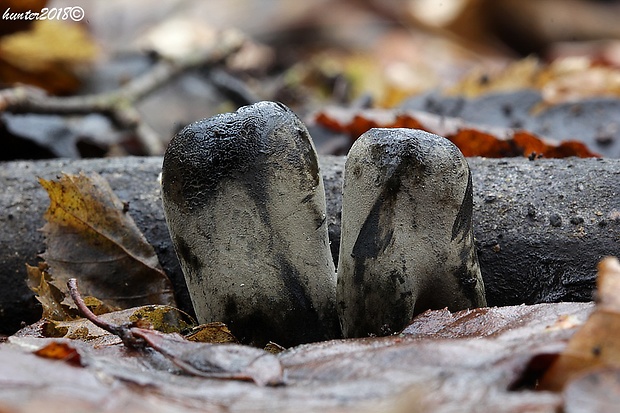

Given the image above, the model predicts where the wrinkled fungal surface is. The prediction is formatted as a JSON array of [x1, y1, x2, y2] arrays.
[[163, 105, 486, 346], [337, 128, 486, 338], [162, 102, 339, 347]]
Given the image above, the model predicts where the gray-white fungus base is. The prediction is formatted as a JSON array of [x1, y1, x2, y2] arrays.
[[161, 101, 340, 347], [337, 128, 487, 338]]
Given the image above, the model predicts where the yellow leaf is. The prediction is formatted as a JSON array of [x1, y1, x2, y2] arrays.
[[186, 322, 239, 344], [39, 172, 175, 310], [26, 263, 76, 321], [0, 20, 99, 93], [447, 56, 541, 97]]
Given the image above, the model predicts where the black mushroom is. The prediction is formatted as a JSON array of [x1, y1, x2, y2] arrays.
[[161, 101, 340, 347], [161, 102, 486, 346], [336, 128, 487, 337]]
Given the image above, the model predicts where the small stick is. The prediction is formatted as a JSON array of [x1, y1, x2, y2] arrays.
[[66, 278, 144, 348], [0, 29, 245, 155]]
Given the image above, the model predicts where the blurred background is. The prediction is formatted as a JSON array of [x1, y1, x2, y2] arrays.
[[2, 0, 620, 159]]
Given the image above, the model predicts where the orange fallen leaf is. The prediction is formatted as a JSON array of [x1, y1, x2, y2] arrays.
[[448, 128, 517, 157], [39, 172, 175, 311], [33, 341, 81, 366], [313, 107, 598, 158]]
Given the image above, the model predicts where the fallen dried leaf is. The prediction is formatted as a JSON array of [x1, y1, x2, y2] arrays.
[[136, 18, 231, 61], [133, 328, 284, 387], [539, 257, 620, 391], [448, 56, 620, 108], [264, 341, 286, 354], [26, 263, 76, 321], [447, 56, 541, 98], [4, 300, 594, 412], [54, 278, 281, 387], [186, 322, 239, 344], [595, 256, 620, 311], [38, 172, 175, 311], [314, 107, 598, 158], [33, 341, 81, 366], [14, 305, 194, 347], [0, 20, 99, 94]]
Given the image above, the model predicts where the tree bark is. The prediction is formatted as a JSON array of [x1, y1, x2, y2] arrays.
[[1, 156, 619, 334]]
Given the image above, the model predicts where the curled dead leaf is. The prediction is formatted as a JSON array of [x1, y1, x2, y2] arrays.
[[264, 341, 286, 354], [38, 172, 175, 311], [26, 263, 76, 321], [132, 328, 284, 387]]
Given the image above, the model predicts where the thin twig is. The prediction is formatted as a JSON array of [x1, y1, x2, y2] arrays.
[[0, 29, 245, 155], [67, 278, 144, 348], [67, 278, 283, 386]]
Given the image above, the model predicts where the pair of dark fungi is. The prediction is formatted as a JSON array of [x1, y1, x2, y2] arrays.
[[161, 101, 486, 347]]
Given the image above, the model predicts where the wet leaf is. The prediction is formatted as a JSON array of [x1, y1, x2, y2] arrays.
[[131, 328, 284, 387], [314, 107, 598, 158], [539, 257, 620, 391], [0, 20, 99, 94], [401, 304, 589, 340], [38, 172, 175, 311], [4, 301, 594, 412], [15, 305, 195, 347]]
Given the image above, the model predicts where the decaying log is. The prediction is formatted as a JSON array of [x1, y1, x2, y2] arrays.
[[1, 156, 618, 334]]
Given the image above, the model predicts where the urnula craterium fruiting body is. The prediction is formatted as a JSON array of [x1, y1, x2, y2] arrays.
[[162, 102, 339, 347], [337, 128, 487, 338], [161, 101, 486, 346]]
